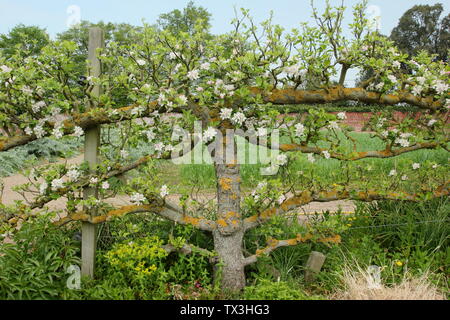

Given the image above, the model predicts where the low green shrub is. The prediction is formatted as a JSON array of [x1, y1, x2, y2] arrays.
[[0, 136, 82, 177], [243, 279, 324, 300], [0, 214, 81, 300]]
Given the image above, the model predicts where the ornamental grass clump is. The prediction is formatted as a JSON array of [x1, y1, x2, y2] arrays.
[[333, 265, 446, 300]]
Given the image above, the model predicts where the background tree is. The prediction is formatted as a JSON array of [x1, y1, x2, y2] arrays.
[[0, 24, 50, 58], [390, 3, 449, 62], [157, 0, 212, 35]]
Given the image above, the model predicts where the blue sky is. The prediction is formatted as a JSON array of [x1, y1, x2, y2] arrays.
[[1, 0, 448, 37]]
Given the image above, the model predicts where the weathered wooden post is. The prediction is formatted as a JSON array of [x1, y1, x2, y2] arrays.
[[81, 27, 104, 278], [304, 251, 326, 283]]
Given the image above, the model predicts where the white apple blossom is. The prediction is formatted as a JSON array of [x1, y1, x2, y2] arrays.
[[307, 153, 316, 163], [393, 61, 401, 69], [154, 142, 165, 152], [381, 130, 389, 138], [32, 101, 46, 113], [51, 178, 64, 191], [187, 69, 200, 81], [284, 64, 305, 77], [277, 194, 286, 204], [178, 95, 188, 105], [165, 145, 174, 152], [52, 125, 64, 139], [169, 52, 177, 60], [375, 82, 384, 91], [25, 127, 33, 136], [395, 138, 410, 148], [276, 154, 288, 166], [387, 75, 397, 83], [256, 181, 267, 190], [136, 59, 146, 66], [322, 150, 331, 159], [130, 192, 146, 205], [90, 177, 99, 184], [412, 163, 420, 170], [34, 124, 45, 139], [376, 118, 386, 128], [160, 185, 169, 198], [74, 126, 84, 137], [427, 119, 437, 127], [39, 182, 48, 195], [144, 129, 155, 141], [432, 164, 438, 169], [295, 123, 305, 137], [224, 84, 235, 92], [0, 65, 12, 73], [337, 112, 347, 120], [203, 127, 217, 142], [433, 80, 449, 95], [401, 175, 408, 181], [231, 112, 246, 126], [67, 169, 80, 182], [416, 76, 426, 85], [328, 121, 339, 130], [400, 133, 413, 139], [412, 85, 423, 96], [102, 181, 110, 190], [200, 62, 210, 70], [389, 169, 397, 176], [22, 86, 33, 96], [256, 127, 267, 137]]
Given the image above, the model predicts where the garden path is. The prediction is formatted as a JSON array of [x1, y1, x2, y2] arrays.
[[1, 154, 355, 215]]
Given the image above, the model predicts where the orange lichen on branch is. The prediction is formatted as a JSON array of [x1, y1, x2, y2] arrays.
[[216, 219, 228, 227], [318, 234, 342, 244], [247, 232, 340, 264], [249, 86, 444, 110], [218, 177, 233, 191], [182, 215, 201, 227], [280, 144, 301, 152]]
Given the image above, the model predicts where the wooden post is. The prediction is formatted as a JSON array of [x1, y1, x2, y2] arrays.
[[81, 27, 104, 278], [304, 251, 326, 283]]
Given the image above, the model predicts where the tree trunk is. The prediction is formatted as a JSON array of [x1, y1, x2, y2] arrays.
[[212, 134, 246, 291], [213, 228, 246, 291]]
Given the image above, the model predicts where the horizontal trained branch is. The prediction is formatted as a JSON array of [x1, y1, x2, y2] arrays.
[[243, 233, 341, 266], [1, 86, 445, 153], [279, 141, 444, 161], [244, 181, 450, 230], [54, 201, 217, 232], [30, 154, 161, 209], [250, 86, 445, 110]]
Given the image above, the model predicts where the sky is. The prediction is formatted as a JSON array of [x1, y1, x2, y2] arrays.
[[0, 0, 448, 85], [1, 0, 448, 37]]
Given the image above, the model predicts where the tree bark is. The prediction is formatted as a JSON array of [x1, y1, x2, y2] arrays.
[[212, 134, 247, 291], [213, 228, 246, 292]]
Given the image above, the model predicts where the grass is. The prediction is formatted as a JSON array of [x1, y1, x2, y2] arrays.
[[332, 264, 446, 300], [158, 132, 448, 191]]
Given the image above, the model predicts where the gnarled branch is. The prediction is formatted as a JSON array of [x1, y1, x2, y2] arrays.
[[244, 181, 450, 230], [55, 201, 217, 232], [249, 86, 445, 110], [244, 233, 341, 266]]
